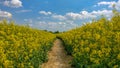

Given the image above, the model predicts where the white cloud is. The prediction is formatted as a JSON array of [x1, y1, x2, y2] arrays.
[[91, 10, 113, 18], [97, 1, 116, 8], [65, 11, 97, 20], [24, 19, 33, 23], [35, 0, 117, 31], [65, 12, 82, 20], [65, 10, 112, 20], [115, 0, 120, 10], [52, 14, 66, 20], [0, 10, 12, 18], [33, 21, 77, 31], [97, 0, 120, 10], [50, 10, 112, 22], [39, 11, 52, 15], [36, 9, 113, 31], [4, 0, 22, 8], [16, 10, 32, 13]]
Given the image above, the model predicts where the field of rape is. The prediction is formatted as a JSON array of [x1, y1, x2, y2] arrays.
[[0, 20, 56, 68], [58, 14, 120, 68], [0, 13, 120, 68]]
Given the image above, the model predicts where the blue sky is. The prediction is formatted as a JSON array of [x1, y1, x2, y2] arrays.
[[0, 0, 119, 31]]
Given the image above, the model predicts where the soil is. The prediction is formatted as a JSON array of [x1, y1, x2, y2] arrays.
[[41, 39, 73, 68]]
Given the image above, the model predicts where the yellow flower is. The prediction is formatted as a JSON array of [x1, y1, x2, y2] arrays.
[[95, 34, 100, 40], [98, 50, 103, 58], [113, 65, 119, 68], [85, 47, 90, 52], [117, 54, 120, 60], [3, 60, 13, 68]]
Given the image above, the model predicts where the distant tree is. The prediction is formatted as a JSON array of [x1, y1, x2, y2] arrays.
[[49, 31, 53, 33], [44, 30, 47, 32], [54, 31, 59, 34]]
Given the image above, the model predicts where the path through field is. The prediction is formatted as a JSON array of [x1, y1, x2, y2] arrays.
[[41, 39, 73, 68]]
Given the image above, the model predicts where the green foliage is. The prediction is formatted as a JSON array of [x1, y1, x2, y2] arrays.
[[59, 15, 120, 68], [0, 20, 56, 68]]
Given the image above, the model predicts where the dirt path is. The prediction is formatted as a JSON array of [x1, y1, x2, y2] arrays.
[[41, 39, 73, 68]]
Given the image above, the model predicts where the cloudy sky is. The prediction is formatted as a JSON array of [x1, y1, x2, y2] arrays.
[[0, 0, 119, 31]]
